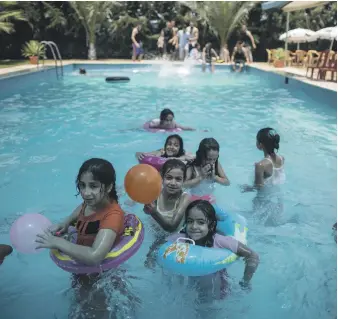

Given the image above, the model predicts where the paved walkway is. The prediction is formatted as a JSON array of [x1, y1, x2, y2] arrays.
[[0, 59, 336, 92]]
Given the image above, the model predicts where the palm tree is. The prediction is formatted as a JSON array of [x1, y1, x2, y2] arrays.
[[181, 1, 256, 48], [0, 1, 27, 34], [69, 1, 121, 60]]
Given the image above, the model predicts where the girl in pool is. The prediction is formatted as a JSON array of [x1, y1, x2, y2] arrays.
[[241, 128, 285, 191], [185, 138, 230, 201], [168, 200, 259, 297], [241, 128, 285, 226], [144, 159, 191, 267], [148, 108, 195, 131], [36, 158, 125, 319], [136, 134, 194, 162]]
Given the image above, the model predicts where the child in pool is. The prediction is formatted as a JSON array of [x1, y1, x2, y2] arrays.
[[148, 108, 195, 131], [144, 159, 191, 267], [168, 200, 259, 295], [241, 128, 285, 192], [0, 244, 13, 265], [136, 134, 194, 162], [36, 158, 125, 319], [185, 138, 230, 200]]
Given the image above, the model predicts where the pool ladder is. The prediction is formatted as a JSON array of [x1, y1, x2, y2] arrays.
[[38, 41, 64, 79]]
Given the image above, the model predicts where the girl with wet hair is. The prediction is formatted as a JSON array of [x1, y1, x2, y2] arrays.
[[185, 138, 230, 189], [148, 108, 195, 131], [242, 128, 285, 192], [144, 159, 191, 268], [136, 134, 194, 162], [168, 200, 259, 293]]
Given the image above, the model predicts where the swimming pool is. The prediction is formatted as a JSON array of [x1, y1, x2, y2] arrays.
[[0, 63, 336, 319]]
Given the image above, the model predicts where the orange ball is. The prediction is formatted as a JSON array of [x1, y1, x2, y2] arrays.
[[124, 164, 162, 204]]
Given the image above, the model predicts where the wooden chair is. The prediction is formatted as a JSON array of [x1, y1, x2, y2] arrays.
[[306, 50, 331, 80], [292, 50, 307, 66], [303, 50, 320, 68], [266, 49, 276, 64], [318, 53, 337, 82]]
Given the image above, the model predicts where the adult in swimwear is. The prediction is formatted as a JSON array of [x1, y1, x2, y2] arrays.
[[187, 21, 199, 54], [131, 22, 143, 62], [239, 24, 256, 63], [202, 42, 219, 73], [162, 21, 175, 59], [231, 41, 249, 73]]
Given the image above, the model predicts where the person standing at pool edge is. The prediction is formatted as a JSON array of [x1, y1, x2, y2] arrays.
[[131, 22, 143, 62], [239, 24, 256, 63]]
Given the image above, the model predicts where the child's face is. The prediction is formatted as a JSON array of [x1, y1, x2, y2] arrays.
[[203, 149, 219, 166], [165, 137, 180, 157], [78, 172, 106, 207], [163, 168, 184, 195], [162, 114, 174, 127], [186, 207, 209, 241]]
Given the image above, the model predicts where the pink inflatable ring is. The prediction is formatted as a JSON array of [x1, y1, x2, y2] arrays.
[[139, 155, 168, 171], [50, 214, 144, 274]]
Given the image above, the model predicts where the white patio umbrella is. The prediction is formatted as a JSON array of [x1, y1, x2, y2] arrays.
[[308, 26, 337, 50], [279, 28, 315, 49]]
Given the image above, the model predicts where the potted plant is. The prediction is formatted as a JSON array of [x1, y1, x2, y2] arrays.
[[21, 40, 45, 65], [273, 48, 286, 68]]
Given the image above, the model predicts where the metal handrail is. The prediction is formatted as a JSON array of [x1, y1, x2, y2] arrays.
[[38, 41, 63, 78]]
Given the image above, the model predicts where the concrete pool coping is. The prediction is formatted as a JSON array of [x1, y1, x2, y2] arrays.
[[0, 59, 336, 92]]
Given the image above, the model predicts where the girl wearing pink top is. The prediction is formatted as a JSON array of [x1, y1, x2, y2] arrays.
[[168, 200, 259, 298]]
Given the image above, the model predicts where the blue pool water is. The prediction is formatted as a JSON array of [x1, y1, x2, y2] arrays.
[[0, 64, 336, 319]]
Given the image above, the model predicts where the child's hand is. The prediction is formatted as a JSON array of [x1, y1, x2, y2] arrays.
[[201, 164, 212, 178], [136, 152, 145, 161], [144, 202, 156, 215], [35, 230, 61, 249], [239, 280, 252, 292], [49, 223, 68, 236], [240, 184, 255, 193]]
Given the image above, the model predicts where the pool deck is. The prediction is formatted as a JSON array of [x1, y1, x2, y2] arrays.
[[0, 59, 336, 92]]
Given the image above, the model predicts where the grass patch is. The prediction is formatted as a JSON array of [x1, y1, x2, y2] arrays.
[[0, 60, 30, 68]]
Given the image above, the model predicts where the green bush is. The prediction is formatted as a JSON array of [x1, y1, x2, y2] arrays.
[[21, 40, 45, 58]]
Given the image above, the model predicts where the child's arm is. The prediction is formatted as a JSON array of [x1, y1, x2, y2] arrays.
[[144, 194, 190, 232], [175, 123, 195, 131], [212, 162, 230, 185], [183, 166, 203, 188], [236, 242, 259, 288], [39, 229, 118, 266], [241, 161, 265, 192], [50, 204, 82, 235]]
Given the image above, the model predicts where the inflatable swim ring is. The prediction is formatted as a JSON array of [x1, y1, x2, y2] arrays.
[[106, 76, 130, 82], [139, 155, 167, 171], [156, 207, 247, 277], [143, 119, 182, 133], [50, 214, 144, 274]]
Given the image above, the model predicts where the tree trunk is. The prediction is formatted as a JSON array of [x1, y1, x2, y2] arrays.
[[88, 42, 96, 60]]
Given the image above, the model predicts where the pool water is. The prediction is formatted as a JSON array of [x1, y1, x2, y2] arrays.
[[0, 64, 336, 319]]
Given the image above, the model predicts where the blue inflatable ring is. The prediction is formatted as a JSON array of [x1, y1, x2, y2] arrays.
[[156, 206, 248, 277]]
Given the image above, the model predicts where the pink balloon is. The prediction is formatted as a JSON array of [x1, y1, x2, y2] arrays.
[[10, 213, 52, 254]]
